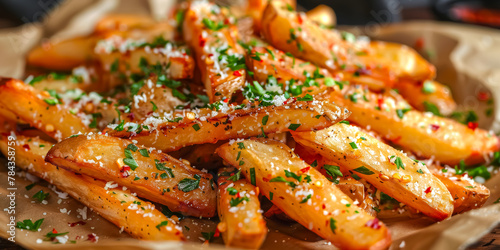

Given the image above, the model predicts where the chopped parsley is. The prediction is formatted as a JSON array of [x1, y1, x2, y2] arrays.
[[32, 190, 49, 202], [324, 165, 343, 184], [202, 18, 226, 31], [192, 124, 201, 131], [123, 147, 139, 170], [16, 218, 44, 231], [262, 115, 269, 125], [349, 142, 358, 149], [156, 221, 169, 230], [178, 174, 201, 192], [250, 167, 256, 185], [228, 170, 241, 181], [330, 218, 337, 234], [300, 194, 312, 203], [396, 108, 411, 119], [230, 196, 250, 207], [288, 123, 301, 131], [353, 166, 374, 175]]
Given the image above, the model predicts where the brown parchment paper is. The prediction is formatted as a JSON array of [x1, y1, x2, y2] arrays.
[[1, 1, 500, 249]]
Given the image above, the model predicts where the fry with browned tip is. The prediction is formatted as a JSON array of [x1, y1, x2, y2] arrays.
[[45, 133, 217, 217], [217, 138, 391, 250], [217, 167, 267, 249], [292, 123, 454, 220], [107, 99, 350, 152], [0, 134, 184, 241]]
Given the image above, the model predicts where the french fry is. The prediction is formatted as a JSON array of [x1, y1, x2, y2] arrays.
[[292, 123, 454, 220], [0, 78, 92, 140], [183, 1, 246, 101], [426, 164, 490, 214], [319, 86, 499, 165], [247, 45, 332, 89], [94, 14, 157, 34], [261, 1, 436, 91], [27, 36, 97, 70], [306, 4, 336, 28], [260, 1, 396, 90], [107, 100, 350, 152], [217, 139, 391, 249], [217, 167, 267, 249], [395, 80, 456, 116], [95, 43, 195, 80], [0, 134, 184, 241], [245, 0, 296, 33], [45, 134, 217, 217]]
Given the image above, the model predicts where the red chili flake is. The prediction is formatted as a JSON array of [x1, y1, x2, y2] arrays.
[[68, 221, 86, 227], [414, 37, 424, 50], [283, 97, 297, 105], [199, 34, 206, 47], [262, 177, 270, 182], [214, 227, 220, 237], [120, 166, 130, 178], [377, 98, 384, 109], [297, 13, 303, 24], [233, 70, 242, 76], [299, 166, 311, 174], [365, 218, 381, 229], [22, 144, 30, 150], [468, 122, 478, 130], [424, 187, 432, 194], [127, 112, 135, 120], [223, 98, 229, 103], [477, 91, 490, 101], [430, 124, 440, 131], [223, 18, 230, 25], [236, 192, 241, 198], [87, 233, 98, 243], [322, 204, 326, 209]]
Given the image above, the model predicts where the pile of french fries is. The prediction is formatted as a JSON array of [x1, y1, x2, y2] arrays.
[[1, 0, 499, 249]]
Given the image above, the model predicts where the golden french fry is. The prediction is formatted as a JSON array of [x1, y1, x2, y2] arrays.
[[95, 43, 195, 80], [292, 123, 454, 220], [319, 86, 499, 166], [0, 134, 184, 241], [217, 139, 391, 249], [426, 165, 490, 214], [94, 14, 156, 34], [183, 1, 246, 101], [107, 100, 349, 152], [45, 134, 217, 217], [395, 80, 456, 116], [0, 78, 92, 140], [217, 167, 267, 249], [27, 36, 97, 70], [306, 4, 336, 28]]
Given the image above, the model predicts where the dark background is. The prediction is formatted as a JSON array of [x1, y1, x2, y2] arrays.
[[0, 0, 499, 249], [1, 0, 500, 29]]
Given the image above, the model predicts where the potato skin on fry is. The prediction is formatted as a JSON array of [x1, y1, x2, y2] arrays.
[[217, 167, 267, 249], [0, 135, 184, 241], [0, 78, 91, 141], [108, 100, 350, 152], [292, 123, 454, 221], [45, 134, 216, 217], [217, 139, 391, 250]]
